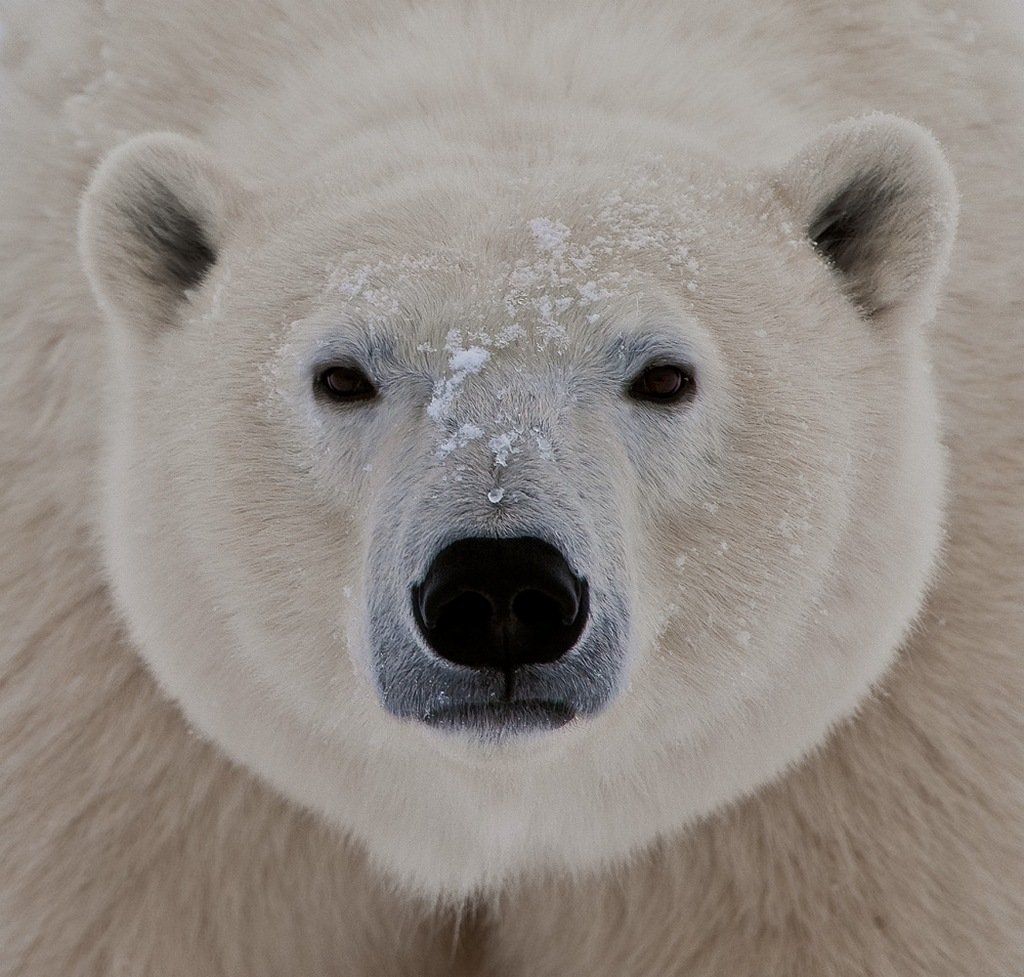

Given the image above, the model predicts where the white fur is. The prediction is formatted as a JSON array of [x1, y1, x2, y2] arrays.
[[2, 2, 1021, 974]]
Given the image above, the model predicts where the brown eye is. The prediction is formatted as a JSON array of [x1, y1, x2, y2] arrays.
[[316, 365, 377, 402], [628, 363, 696, 404]]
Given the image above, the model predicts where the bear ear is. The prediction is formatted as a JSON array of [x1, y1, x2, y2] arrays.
[[773, 114, 959, 324], [79, 133, 252, 334]]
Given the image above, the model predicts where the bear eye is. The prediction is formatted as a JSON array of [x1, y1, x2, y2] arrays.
[[627, 363, 697, 405], [315, 365, 377, 403]]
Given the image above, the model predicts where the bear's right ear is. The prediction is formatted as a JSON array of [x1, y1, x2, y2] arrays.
[[772, 114, 959, 327], [79, 133, 252, 335]]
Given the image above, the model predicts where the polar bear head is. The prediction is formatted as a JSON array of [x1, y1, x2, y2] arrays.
[[79, 114, 957, 895]]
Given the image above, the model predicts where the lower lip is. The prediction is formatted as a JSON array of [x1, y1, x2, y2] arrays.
[[421, 700, 576, 735]]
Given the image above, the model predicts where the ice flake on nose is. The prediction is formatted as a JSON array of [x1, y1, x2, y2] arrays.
[[427, 331, 491, 424], [449, 347, 490, 372], [443, 330, 490, 371], [436, 422, 485, 460], [531, 429, 554, 462], [488, 431, 521, 467], [427, 378, 460, 422]]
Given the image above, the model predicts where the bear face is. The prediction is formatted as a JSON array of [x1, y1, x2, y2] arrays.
[[79, 115, 958, 895]]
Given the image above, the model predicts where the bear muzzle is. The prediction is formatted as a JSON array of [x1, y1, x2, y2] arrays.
[[369, 534, 628, 740], [409, 536, 589, 734]]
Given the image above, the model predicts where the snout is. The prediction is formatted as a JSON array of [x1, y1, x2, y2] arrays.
[[369, 531, 629, 740]]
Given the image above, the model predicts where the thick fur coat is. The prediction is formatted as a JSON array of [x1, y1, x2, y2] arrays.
[[1, 1, 1021, 974]]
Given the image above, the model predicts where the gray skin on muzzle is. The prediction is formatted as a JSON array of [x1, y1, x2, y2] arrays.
[[364, 428, 632, 739]]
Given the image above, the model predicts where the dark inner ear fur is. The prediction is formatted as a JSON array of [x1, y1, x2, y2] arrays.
[[806, 169, 904, 313], [120, 175, 218, 292]]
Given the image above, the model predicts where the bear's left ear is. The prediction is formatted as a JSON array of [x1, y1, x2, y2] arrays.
[[772, 114, 959, 325], [79, 133, 253, 335]]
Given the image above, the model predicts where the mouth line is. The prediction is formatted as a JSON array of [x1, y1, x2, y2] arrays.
[[421, 698, 576, 734]]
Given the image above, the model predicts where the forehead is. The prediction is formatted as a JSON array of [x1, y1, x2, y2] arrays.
[[227, 158, 780, 365], [281, 259, 706, 380], [275, 213, 716, 355]]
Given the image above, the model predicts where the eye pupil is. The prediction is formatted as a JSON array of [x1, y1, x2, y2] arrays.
[[629, 364, 696, 404], [318, 366, 376, 401], [644, 366, 682, 396]]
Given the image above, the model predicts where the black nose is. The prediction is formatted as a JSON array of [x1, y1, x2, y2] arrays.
[[411, 537, 589, 671]]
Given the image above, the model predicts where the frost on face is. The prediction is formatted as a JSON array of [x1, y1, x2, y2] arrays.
[[436, 422, 486, 461], [487, 431, 521, 468], [322, 252, 448, 314], [312, 162, 730, 482], [426, 331, 492, 424], [533, 431, 554, 462], [577, 280, 615, 305], [448, 347, 491, 372], [501, 222, 583, 349], [501, 168, 717, 346], [528, 217, 571, 253], [503, 213, 627, 349]]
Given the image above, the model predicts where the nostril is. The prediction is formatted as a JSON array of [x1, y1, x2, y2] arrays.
[[416, 589, 496, 670], [512, 589, 576, 629], [436, 591, 492, 635]]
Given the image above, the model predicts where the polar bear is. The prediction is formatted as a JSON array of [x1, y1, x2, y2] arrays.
[[1, 0, 1021, 974]]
